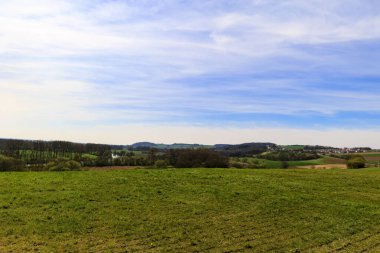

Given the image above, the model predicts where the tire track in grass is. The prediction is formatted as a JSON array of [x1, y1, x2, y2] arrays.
[[234, 220, 309, 242], [202, 215, 293, 251], [332, 229, 380, 253], [344, 231, 380, 253], [241, 228, 314, 252], [364, 242, 380, 253], [216, 215, 315, 252], [305, 225, 380, 253], [161, 216, 283, 252], [153, 214, 288, 252], [260, 229, 316, 252], [124, 213, 284, 252], [219, 221, 313, 252]]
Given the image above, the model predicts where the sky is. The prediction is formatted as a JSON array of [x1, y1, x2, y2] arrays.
[[1, 0, 380, 147]]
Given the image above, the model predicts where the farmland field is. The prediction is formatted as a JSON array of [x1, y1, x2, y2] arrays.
[[239, 156, 346, 169], [348, 152, 380, 167], [357, 152, 380, 162], [1, 168, 380, 252]]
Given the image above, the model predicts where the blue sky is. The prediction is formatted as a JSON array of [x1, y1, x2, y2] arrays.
[[1, 0, 380, 147]]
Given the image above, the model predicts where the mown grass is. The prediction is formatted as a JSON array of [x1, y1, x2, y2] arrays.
[[1, 168, 380, 252]]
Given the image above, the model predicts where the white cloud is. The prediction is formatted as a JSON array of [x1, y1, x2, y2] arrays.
[[0, 0, 72, 17], [1, 0, 379, 145]]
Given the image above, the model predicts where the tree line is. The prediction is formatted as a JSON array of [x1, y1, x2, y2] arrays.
[[112, 148, 229, 168], [257, 151, 320, 161], [0, 138, 229, 171], [0, 139, 113, 170]]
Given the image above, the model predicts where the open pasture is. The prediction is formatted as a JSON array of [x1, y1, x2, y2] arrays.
[[244, 156, 346, 169], [1, 168, 380, 252]]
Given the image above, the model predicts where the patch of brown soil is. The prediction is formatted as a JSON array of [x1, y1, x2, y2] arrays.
[[363, 156, 380, 162], [323, 157, 347, 164], [297, 164, 347, 169], [83, 166, 147, 171]]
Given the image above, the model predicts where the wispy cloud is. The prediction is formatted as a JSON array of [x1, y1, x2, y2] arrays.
[[1, 0, 379, 145]]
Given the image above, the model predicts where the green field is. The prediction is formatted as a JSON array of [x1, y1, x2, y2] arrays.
[[1, 168, 380, 252], [236, 157, 326, 168], [239, 156, 346, 169]]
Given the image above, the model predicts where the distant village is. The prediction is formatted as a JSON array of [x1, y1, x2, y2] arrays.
[[317, 147, 373, 155]]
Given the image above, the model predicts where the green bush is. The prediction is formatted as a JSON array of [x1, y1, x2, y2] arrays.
[[168, 149, 229, 168], [347, 155, 366, 169], [229, 158, 266, 169], [281, 161, 289, 169], [229, 161, 245, 168], [0, 155, 25, 171], [46, 159, 81, 171], [258, 151, 320, 161], [154, 160, 168, 169]]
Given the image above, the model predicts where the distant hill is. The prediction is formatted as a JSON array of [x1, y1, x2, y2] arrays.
[[213, 142, 277, 157], [130, 142, 157, 149], [128, 141, 278, 157], [129, 142, 211, 150]]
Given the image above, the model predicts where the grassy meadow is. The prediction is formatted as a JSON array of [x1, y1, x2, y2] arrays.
[[237, 156, 347, 169], [1, 168, 380, 252]]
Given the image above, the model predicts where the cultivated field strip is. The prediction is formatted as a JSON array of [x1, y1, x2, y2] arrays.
[[305, 225, 380, 253]]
